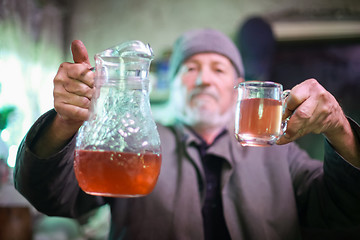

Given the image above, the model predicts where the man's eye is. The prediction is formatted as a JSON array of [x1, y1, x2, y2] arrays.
[[215, 68, 224, 73]]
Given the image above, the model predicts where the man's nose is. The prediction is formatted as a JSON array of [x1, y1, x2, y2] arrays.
[[195, 70, 212, 86]]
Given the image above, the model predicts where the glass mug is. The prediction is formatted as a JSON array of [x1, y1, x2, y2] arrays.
[[235, 81, 290, 147]]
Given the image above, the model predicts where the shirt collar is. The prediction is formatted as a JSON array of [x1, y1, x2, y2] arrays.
[[179, 124, 235, 168]]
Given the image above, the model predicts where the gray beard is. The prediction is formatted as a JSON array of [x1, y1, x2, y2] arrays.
[[172, 91, 235, 133], [180, 102, 234, 132], [169, 75, 236, 133]]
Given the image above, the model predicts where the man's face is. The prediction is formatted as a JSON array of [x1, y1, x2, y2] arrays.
[[173, 52, 241, 128]]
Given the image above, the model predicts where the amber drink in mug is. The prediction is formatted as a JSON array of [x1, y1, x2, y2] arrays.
[[235, 81, 290, 147]]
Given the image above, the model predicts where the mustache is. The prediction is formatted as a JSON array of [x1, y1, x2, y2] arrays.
[[188, 87, 220, 101]]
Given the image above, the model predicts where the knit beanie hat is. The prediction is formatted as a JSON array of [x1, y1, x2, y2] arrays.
[[168, 28, 244, 81]]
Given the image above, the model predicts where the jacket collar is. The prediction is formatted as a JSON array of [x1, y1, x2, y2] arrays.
[[173, 123, 237, 169]]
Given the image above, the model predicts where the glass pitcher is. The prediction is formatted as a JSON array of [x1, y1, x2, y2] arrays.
[[74, 40, 161, 197]]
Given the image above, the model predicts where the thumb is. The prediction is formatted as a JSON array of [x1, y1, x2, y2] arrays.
[[71, 40, 91, 66]]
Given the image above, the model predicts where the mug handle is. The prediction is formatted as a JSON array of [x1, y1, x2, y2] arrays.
[[280, 90, 291, 136]]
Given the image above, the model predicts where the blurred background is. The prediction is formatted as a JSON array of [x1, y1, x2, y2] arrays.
[[0, 0, 359, 239]]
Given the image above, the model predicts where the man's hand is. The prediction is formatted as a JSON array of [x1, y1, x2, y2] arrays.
[[32, 40, 95, 158], [53, 40, 95, 128], [277, 79, 360, 166]]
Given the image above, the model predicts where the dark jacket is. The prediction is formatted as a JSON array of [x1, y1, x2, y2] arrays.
[[14, 109, 360, 239]]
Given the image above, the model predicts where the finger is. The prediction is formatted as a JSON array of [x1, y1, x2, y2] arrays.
[[55, 64, 94, 95], [277, 96, 318, 144], [63, 79, 95, 100], [283, 84, 310, 120], [54, 86, 92, 109], [55, 101, 91, 122], [58, 62, 94, 88], [67, 64, 95, 88], [71, 40, 91, 66]]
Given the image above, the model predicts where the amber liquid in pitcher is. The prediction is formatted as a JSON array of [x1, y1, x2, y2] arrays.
[[74, 150, 162, 197]]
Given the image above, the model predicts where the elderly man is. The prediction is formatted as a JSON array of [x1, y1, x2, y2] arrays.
[[15, 29, 360, 239]]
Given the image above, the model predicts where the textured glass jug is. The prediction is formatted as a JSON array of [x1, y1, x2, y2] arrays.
[[74, 41, 162, 197]]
